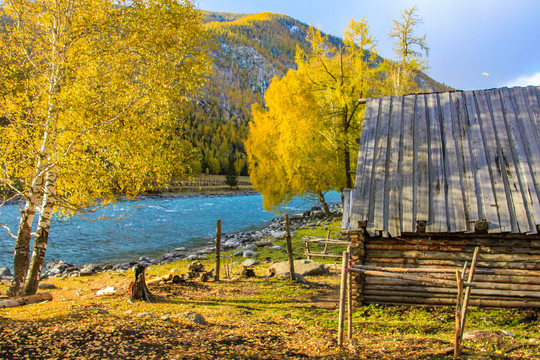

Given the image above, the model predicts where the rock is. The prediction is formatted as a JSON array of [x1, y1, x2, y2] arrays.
[[175, 247, 187, 252], [92, 308, 109, 314], [233, 250, 244, 257], [241, 267, 257, 278], [243, 243, 258, 251], [270, 245, 284, 251], [188, 261, 205, 272], [48, 269, 61, 277], [80, 264, 100, 275], [500, 330, 514, 337], [255, 241, 272, 247], [270, 230, 287, 239], [462, 330, 496, 341], [139, 256, 150, 262], [0, 268, 12, 277], [180, 311, 207, 325], [241, 259, 259, 267], [243, 250, 258, 258], [268, 260, 328, 277], [196, 248, 213, 255], [38, 283, 57, 290], [276, 272, 307, 283], [137, 312, 157, 318]]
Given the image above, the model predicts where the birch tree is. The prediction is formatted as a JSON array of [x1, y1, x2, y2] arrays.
[[0, 0, 211, 296]]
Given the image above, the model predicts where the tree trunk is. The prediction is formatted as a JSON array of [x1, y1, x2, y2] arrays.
[[0, 293, 53, 309], [7, 211, 34, 297], [22, 170, 57, 296], [7, 163, 47, 297], [344, 148, 352, 189], [130, 264, 154, 302], [318, 192, 331, 217]]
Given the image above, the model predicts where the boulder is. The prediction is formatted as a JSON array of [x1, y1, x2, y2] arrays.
[[255, 240, 273, 247], [242, 250, 258, 258], [180, 311, 207, 325], [270, 230, 286, 239], [270, 245, 285, 252], [241, 259, 259, 267], [243, 243, 258, 251], [137, 312, 157, 318], [80, 264, 101, 275], [268, 260, 328, 277], [0, 267, 12, 277]]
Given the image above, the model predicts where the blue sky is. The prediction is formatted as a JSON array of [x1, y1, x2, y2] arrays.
[[195, 0, 540, 91]]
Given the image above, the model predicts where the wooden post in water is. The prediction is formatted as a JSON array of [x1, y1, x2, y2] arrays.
[[284, 215, 296, 281], [215, 219, 222, 281]]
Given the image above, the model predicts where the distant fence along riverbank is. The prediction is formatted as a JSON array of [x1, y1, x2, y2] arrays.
[[177, 175, 251, 187]]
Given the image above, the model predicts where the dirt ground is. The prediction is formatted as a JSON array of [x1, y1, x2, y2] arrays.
[[1, 273, 538, 359]]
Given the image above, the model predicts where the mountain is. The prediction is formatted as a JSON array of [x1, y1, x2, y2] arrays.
[[184, 11, 452, 177], [182, 12, 345, 176]]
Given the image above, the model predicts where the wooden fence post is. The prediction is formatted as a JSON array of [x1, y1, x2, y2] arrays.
[[215, 219, 222, 281], [460, 247, 479, 337], [284, 215, 296, 281], [347, 249, 353, 341], [454, 267, 465, 357], [338, 251, 349, 346]]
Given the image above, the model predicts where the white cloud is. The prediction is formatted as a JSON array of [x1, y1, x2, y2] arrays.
[[505, 72, 540, 87]]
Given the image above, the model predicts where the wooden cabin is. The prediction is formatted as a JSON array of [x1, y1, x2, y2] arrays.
[[342, 86, 540, 308]]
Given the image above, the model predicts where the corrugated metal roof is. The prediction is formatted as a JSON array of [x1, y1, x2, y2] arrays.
[[343, 86, 540, 236]]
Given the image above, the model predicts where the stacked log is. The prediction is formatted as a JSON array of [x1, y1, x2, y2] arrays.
[[349, 232, 540, 308]]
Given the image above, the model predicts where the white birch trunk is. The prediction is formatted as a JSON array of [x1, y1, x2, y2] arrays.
[[7, 148, 48, 296], [10, 6, 63, 295], [22, 168, 57, 296]]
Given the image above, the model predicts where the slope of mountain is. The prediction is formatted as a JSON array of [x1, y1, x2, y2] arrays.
[[185, 11, 452, 176]]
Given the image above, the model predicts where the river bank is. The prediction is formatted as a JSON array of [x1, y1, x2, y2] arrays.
[[1, 191, 341, 271], [0, 201, 342, 281]]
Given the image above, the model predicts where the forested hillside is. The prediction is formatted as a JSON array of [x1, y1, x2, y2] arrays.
[[182, 12, 333, 176], [185, 11, 451, 176]]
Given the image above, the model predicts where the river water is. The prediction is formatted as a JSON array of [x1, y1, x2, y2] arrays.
[[0, 192, 340, 270]]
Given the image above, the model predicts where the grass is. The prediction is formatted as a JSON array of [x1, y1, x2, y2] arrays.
[[0, 220, 539, 359]]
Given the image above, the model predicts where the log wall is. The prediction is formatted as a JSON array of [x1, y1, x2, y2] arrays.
[[348, 230, 540, 308]]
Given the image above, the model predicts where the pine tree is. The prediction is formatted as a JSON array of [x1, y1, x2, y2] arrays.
[[225, 159, 239, 189]]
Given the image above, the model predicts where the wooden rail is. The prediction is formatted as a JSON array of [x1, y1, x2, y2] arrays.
[[303, 230, 350, 260]]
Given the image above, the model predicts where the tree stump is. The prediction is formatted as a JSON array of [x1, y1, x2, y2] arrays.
[[241, 267, 256, 278], [130, 264, 154, 302]]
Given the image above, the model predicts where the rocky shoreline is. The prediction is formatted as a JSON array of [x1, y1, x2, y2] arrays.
[[0, 203, 342, 281]]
